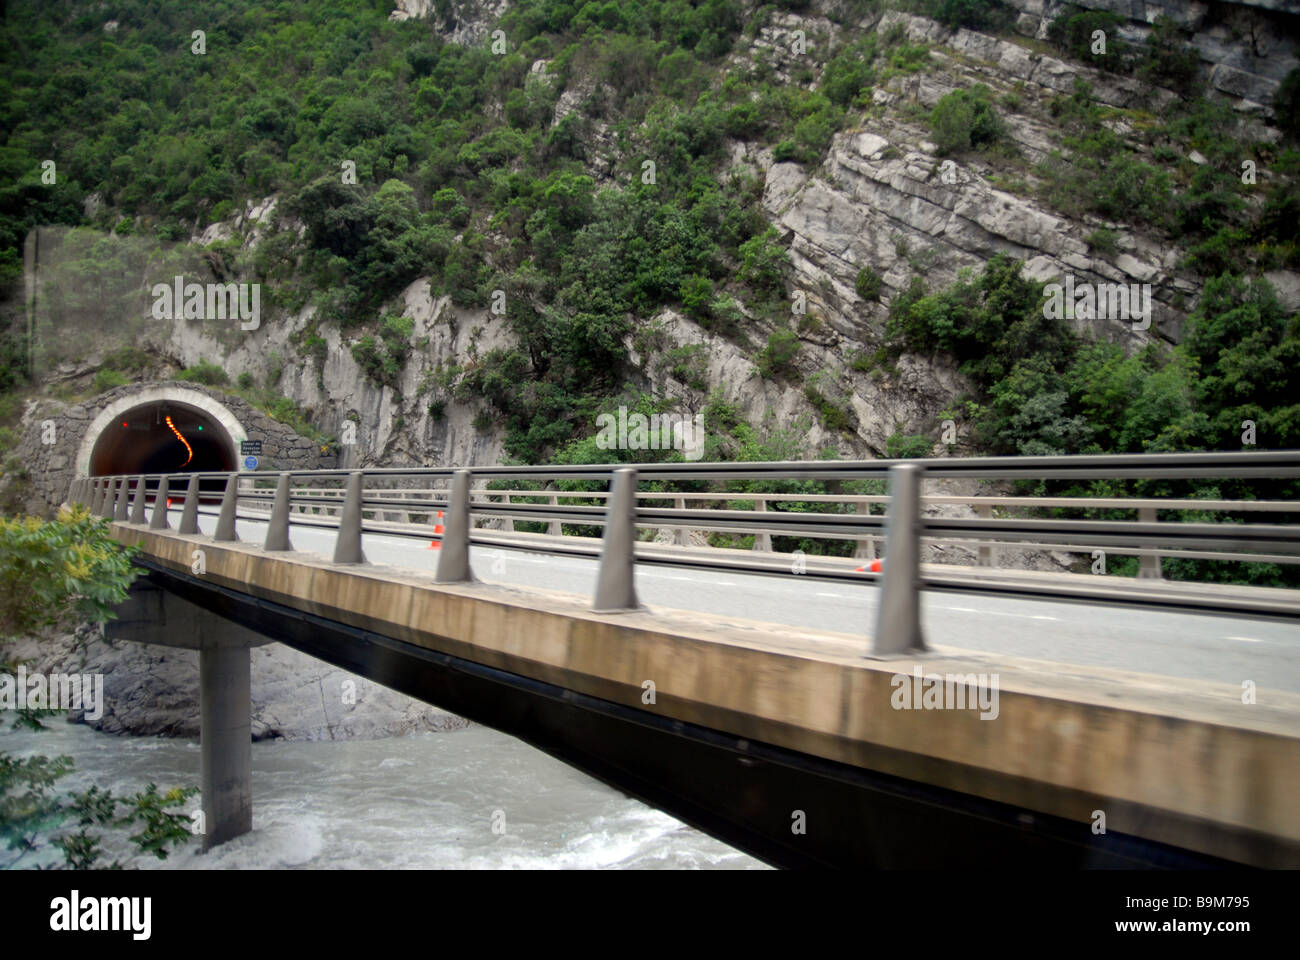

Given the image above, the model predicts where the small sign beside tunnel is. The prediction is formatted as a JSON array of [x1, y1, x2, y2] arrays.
[[240, 440, 262, 456]]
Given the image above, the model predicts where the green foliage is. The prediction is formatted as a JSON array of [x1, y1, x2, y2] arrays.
[[92, 369, 128, 393], [855, 266, 883, 301], [1047, 5, 1129, 72], [0, 506, 141, 637], [933, 0, 1011, 31], [885, 258, 1300, 589], [1036, 132, 1173, 230], [821, 36, 880, 108], [929, 85, 1005, 155], [803, 382, 854, 432], [737, 228, 788, 300], [351, 314, 413, 388], [679, 275, 715, 320], [887, 253, 1071, 388], [174, 360, 229, 387], [1085, 228, 1120, 256], [660, 344, 710, 391], [757, 328, 801, 380], [1138, 16, 1202, 98], [885, 431, 932, 458], [1276, 69, 1300, 141]]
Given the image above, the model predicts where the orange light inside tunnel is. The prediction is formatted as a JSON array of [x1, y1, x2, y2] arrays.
[[164, 415, 194, 468]]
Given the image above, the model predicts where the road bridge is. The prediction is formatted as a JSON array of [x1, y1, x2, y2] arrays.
[[69, 451, 1300, 867]]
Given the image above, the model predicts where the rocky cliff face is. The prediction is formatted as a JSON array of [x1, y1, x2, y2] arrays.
[[1006, 0, 1297, 116], [14, 0, 1298, 474]]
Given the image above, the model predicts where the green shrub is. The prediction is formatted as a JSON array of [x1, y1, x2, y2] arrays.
[[821, 37, 879, 108], [680, 275, 715, 320], [885, 431, 933, 458], [803, 383, 853, 432], [757, 328, 801, 379], [855, 266, 883, 301], [929, 85, 1005, 155], [0, 507, 197, 869], [93, 368, 128, 392], [1276, 68, 1300, 140], [1138, 16, 1202, 98], [934, 0, 1011, 31], [772, 140, 800, 163], [102, 346, 150, 373], [0, 506, 141, 635], [1085, 228, 1121, 255], [705, 295, 745, 337], [1047, 6, 1130, 72], [175, 360, 229, 387], [738, 228, 788, 299]]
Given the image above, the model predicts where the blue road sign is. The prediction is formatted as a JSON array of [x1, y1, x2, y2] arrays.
[[244, 456, 258, 470]]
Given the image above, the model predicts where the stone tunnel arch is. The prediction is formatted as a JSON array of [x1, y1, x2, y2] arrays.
[[77, 386, 248, 477]]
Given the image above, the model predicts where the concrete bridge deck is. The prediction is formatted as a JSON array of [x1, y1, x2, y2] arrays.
[[107, 514, 1300, 868]]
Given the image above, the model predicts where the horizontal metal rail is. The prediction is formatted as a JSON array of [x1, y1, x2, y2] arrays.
[[71, 451, 1300, 654]]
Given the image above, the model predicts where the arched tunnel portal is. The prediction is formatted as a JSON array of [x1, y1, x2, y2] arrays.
[[89, 401, 237, 475], [77, 388, 248, 495]]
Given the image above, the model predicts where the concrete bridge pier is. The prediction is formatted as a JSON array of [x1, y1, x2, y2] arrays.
[[108, 579, 272, 851], [198, 640, 252, 849]]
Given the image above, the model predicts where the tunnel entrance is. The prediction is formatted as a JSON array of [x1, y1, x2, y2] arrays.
[[89, 401, 237, 476]]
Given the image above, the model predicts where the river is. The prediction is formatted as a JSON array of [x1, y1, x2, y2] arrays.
[[0, 719, 767, 870]]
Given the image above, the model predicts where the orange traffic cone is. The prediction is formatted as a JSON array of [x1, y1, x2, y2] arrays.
[[426, 511, 444, 550], [855, 558, 883, 573]]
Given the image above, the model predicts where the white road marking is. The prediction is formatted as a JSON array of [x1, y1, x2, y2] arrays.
[[938, 605, 1056, 622], [1226, 636, 1260, 643], [643, 572, 737, 586]]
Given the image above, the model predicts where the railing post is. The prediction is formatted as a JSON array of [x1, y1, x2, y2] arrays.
[[89, 479, 101, 514], [264, 474, 293, 551], [129, 477, 147, 523], [100, 478, 118, 519], [853, 498, 876, 561], [674, 496, 690, 547], [592, 468, 640, 612], [976, 502, 994, 567], [752, 497, 772, 552], [434, 469, 474, 583], [333, 472, 366, 564], [870, 463, 926, 657], [548, 493, 562, 537], [179, 475, 201, 534], [214, 474, 239, 542], [502, 493, 516, 533], [113, 477, 130, 521], [1138, 507, 1162, 579], [150, 477, 171, 530]]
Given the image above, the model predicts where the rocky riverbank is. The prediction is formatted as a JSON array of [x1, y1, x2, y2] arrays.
[[6, 624, 469, 741]]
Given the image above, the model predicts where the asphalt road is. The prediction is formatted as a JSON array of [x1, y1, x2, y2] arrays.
[[173, 507, 1300, 693]]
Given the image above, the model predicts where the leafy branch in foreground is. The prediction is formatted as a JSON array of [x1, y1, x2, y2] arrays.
[[1, 505, 198, 868]]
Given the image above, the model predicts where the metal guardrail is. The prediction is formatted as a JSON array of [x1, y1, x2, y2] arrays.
[[70, 451, 1300, 654]]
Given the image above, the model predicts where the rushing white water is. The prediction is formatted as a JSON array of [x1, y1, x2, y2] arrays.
[[1, 719, 767, 870]]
